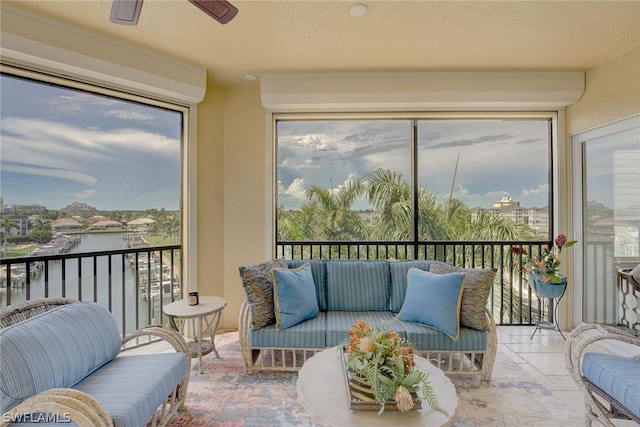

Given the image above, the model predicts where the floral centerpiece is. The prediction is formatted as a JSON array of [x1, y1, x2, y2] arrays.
[[512, 233, 577, 285], [344, 319, 446, 415]]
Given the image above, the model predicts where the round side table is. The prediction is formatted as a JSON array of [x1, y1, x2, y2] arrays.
[[163, 296, 227, 373]]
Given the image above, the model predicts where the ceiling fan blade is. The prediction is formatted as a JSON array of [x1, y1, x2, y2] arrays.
[[110, 0, 144, 26], [188, 0, 238, 24]]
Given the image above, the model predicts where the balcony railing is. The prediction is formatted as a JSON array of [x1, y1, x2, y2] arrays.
[[276, 239, 558, 326], [1, 245, 181, 338]]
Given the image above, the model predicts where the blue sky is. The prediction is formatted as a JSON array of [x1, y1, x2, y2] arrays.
[[277, 119, 551, 210], [1, 74, 182, 211]]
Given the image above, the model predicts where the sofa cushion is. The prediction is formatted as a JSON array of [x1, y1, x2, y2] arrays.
[[250, 312, 326, 349], [397, 268, 464, 340], [325, 311, 397, 347], [272, 263, 319, 330], [0, 302, 121, 412], [239, 258, 287, 330], [582, 352, 640, 420], [389, 260, 436, 312], [286, 259, 327, 310], [429, 264, 495, 331], [392, 322, 488, 352], [73, 353, 187, 427], [326, 260, 390, 311]]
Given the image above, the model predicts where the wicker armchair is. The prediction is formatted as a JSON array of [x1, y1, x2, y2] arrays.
[[0, 298, 191, 427], [566, 324, 640, 426]]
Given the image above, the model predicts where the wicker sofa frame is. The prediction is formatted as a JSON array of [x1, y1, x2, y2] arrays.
[[239, 260, 497, 380], [0, 298, 191, 427], [239, 301, 497, 379], [566, 323, 640, 426]]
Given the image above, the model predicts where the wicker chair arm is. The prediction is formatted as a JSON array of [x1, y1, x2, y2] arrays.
[[121, 325, 190, 358], [567, 324, 640, 386], [0, 388, 113, 427]]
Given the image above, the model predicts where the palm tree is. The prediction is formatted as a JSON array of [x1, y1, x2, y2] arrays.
[[363, 168, 412, 240], [1, 216, 19, 257], [304, 178, 367, 241]]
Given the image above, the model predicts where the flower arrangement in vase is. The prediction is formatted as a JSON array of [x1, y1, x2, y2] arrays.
[[344, 319, 446, 415], [512, 233, 577, 284]]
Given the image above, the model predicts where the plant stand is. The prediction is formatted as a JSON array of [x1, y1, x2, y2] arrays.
[[529, 274, 567, 340]]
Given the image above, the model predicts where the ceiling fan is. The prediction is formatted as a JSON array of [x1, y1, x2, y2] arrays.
[[110, 0, 238, 26]]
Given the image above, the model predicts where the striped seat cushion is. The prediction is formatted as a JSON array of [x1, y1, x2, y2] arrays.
[[325, 311, 397, 347], [391, 321, 488, 352], [72, 353, 187, 427], [0, 302, 121, 413], [582, 352, 640, 420], [250, 312, 326, 348], [326, 260, 390, 311]]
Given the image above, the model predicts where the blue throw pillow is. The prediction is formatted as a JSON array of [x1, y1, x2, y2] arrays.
[[397, 268, 465, 340], [272, 263, 319, 330]]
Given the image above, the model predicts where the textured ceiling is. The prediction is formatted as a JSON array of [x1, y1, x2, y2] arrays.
[[4, 0, 640, 87]]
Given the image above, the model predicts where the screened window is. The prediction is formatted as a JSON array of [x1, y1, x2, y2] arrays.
[[1, 72, 183, 222], [276, 115, 552, 244]]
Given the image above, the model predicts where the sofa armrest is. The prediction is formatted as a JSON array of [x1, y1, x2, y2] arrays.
[[0, 388, 113, 427]]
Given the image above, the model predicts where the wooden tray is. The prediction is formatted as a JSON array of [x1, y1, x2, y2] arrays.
[[341, 347, 421, 411]]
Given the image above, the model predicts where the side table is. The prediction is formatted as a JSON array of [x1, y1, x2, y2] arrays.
[[163, 296, 227, 373]]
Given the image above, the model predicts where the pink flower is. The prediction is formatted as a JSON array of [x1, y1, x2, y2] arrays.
[[394, 386, 414, 412], [358, 336, 376, 353], [555, 233, 567, 249]]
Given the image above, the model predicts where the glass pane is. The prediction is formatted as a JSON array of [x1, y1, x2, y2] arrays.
[[276, 119, 411, 241], [583, 127, 640, 324], [417, 119, 550, 240]]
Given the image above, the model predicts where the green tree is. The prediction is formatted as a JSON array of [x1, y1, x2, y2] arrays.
[[303, 178, 367, 241], [1, 216, 19, 257]]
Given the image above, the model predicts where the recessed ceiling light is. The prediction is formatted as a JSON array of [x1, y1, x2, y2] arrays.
[[245, 74, 257, 81], [350, 3, 368, 17]]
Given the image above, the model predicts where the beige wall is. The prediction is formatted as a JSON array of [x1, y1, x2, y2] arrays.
[[197, 85, 265, 330], [566, 45, 640, 134]]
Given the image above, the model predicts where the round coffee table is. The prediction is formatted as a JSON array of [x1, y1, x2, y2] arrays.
[[163, 296, 227, 373], [297, 346, 457, 426]]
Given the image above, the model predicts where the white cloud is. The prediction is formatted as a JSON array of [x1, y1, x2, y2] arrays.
[[105, 110, 155, 121]]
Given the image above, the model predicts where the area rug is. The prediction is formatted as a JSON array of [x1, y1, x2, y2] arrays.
[[165, 332, 583, 426]]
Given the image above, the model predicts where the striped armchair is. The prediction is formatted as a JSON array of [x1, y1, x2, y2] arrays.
[[0, 298, 190, 427]]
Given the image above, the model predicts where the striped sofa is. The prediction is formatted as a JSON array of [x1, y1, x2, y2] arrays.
[[239, 259, 497, 380], [0, 299, 190, 427]]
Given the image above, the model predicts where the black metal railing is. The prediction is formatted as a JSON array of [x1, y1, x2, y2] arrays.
[[276, 239, 557, 326], [1, 245, 182, 337]]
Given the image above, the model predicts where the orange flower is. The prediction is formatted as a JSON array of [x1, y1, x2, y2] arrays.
[[358, 336, 376, 353]]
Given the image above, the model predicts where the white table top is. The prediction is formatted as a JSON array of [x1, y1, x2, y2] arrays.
[[297, 346, 457, 427], [162, 296, 227, 319]]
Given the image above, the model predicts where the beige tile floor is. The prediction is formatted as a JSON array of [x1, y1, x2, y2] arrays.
[[496, 326, 585, 418]]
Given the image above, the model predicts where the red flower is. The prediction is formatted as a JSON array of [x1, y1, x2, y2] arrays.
[[555, 233, 568, 249], [511, 246, 524, 255]]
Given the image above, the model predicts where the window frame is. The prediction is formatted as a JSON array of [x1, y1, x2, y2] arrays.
[[271, 111, 560, 253], [0, 63, 199, 291]]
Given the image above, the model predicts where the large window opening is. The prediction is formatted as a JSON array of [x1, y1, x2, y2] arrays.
[[276, 114, 552, 252]]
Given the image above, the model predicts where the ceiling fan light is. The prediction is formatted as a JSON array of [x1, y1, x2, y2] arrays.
[[110, 0, 144, 26], [188, 0, 238, 25]]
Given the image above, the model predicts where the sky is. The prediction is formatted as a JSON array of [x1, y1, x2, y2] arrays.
[[277, 119, 552, 210], [1, 74, 182, 211]]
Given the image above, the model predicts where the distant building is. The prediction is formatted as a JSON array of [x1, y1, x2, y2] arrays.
[[478, 197, 549, 233], [51, 217, 83, 232], [2, 203, 47, 213], [5, 215, 30, 236], [63, 202, 97, 213], [91, 220, 123, 230]]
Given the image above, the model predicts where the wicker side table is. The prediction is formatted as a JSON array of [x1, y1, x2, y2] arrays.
[[163, 296, 227, 373]]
